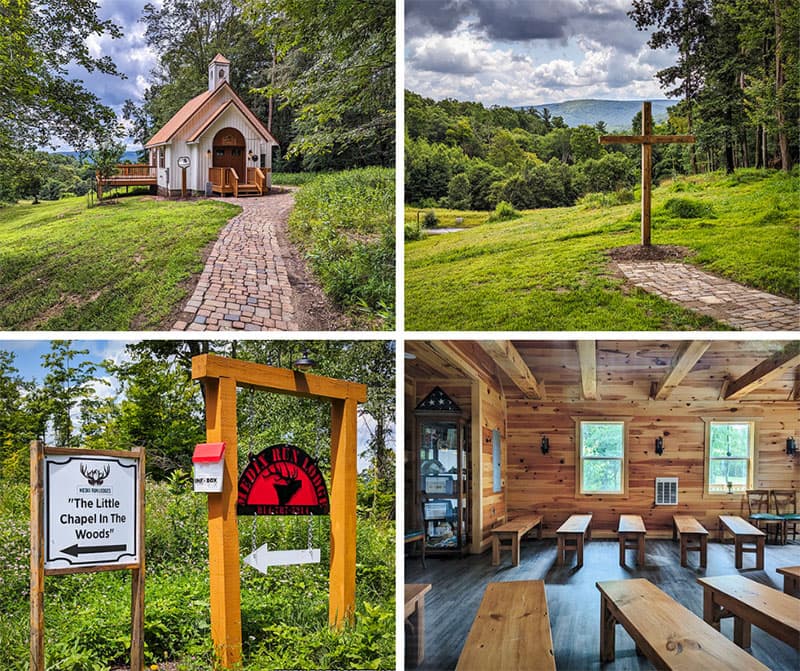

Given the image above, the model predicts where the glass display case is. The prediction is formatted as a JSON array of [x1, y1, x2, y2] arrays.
[[415, 387, 469, 555]]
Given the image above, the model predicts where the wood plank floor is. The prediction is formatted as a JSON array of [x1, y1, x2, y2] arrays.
[[405, 538, 800, 670]]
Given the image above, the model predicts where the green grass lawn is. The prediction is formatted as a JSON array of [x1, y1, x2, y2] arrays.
[[0, 195, 240, 330], [405, 169, 799, 331]]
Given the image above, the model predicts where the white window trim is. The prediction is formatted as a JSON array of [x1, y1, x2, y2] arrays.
[[702, 418, 757, 497], [573, 417, 631, 497]]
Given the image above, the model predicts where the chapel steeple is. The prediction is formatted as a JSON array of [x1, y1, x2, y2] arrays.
[[208, 53, 231, 91]]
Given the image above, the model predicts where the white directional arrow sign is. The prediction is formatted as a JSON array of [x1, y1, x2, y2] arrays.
[[243, 543, 320, 574]]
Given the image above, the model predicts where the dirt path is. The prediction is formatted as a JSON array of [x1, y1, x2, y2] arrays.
[[171, 188, 349, 331]]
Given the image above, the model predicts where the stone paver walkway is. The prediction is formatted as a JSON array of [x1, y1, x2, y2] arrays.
[[173, 190, 298, 331], [616, 261, 799, 331]]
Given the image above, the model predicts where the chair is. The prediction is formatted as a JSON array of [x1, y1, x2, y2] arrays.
[[772, 490, 800, 544], [746, 489, 783, 544]]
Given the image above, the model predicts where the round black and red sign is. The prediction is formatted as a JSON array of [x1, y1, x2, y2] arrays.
[[236, 444, 329, 516]]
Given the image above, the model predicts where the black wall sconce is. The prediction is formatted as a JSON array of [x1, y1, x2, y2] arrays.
[[540, 436, 550, 454], [787, 437, 797, 456], [655, 436, 664, 456]]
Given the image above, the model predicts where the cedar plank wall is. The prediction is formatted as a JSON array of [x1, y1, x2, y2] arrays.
[[504, 342, 799, 538], [478, 382, 507, 551]]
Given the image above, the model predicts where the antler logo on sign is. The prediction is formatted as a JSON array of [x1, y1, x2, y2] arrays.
[[237, 444, 329, 515], [80, 463, 110, 486]]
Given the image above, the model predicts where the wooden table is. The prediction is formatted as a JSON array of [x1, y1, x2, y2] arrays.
[[719, 515, 765, 569], [597, 578, 770, 670], [405, 583, 432, 667], [456, 580, 555, 671], [618, 514, 647, 566], [491, 514, 542, 566], [556, 514, 592, 569], [672, 515, 708, 568], [697, 575, 800, 650], [777, 565, 800, 597]]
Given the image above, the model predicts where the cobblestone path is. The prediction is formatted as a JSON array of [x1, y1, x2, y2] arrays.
[[173, 190, 299, 331], [616, 261, 799, 331]]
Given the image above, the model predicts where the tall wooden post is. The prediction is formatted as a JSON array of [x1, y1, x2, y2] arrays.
[[641, 102, 653, 246], [130, 447, 146, 671], [204, 376, 242, 667], [329, 397, 359, 626], [30, 440, 45, 671]]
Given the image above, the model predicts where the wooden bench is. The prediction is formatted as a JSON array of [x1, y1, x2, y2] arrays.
[[697, 575, 800, 650], [556, 513, 592, 569], [776, 565, 800, 597], [490, 514, 542, 566], [718, 515, 765, 569], [404, 530, 426, 568], [455, 580, 555, 671], [617, 514, 646, 566], [597, 578, 770, 670], [672, 515, 708, 568], [405, 583, 432, 667]]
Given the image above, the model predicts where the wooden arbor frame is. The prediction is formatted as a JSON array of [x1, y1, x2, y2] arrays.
[[192, 354, 367, 669]]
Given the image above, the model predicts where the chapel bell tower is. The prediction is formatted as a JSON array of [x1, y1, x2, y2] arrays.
[[208, 53, 231, 91]]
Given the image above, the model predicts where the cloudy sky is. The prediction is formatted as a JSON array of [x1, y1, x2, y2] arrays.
[[64, 0, 158, 148], [405, 0, 677, 106]]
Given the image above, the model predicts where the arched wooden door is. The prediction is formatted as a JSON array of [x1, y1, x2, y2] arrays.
[[212, 128, 246, 179]]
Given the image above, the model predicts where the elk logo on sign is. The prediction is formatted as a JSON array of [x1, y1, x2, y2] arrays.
[[80, 463, 110, 486], [237, 444, 329, 516]]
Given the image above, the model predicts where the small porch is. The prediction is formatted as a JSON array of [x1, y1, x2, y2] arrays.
[[96, 164, 157, 198], [209, 166, 270, 197]]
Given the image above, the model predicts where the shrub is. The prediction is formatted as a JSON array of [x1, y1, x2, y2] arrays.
[[662, 197, 715, 219], [404, 220, 425, 241], [422, 210, 438, 228], [487, 200, 521, 222]]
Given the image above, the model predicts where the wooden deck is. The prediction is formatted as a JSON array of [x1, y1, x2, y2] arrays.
[[209, 166, 268, 197], [96, 164, 156, 197], [405, 538, 800, 670]]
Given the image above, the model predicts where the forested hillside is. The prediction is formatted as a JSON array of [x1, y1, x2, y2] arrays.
[[405, 0, 798, 210]]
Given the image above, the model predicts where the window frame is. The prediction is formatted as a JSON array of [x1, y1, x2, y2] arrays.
[[573, 417, 631, 497], [703, 418, 757, 497]]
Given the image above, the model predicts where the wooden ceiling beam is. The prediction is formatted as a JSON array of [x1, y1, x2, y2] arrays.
[[576, 340, 598, 400], [427, 340, 499, 389], [724, 342, 800, 400], [476, 341, 543, 399], [652, 340, 712, 400]]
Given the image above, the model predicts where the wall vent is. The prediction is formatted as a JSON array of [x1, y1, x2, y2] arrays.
[[655, 477, 678, 505]]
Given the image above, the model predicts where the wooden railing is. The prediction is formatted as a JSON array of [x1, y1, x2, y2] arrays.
[[209, 166, 239, 197], [116, 164, 156, 178], [248, 167, 266, 195]]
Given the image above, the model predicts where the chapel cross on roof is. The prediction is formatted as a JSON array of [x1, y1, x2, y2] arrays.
[[600, 101, 695, 247]]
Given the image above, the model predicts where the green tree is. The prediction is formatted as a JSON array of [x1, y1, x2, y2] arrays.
[[245, 0, 394, 167], [447, 173, 471, 209], [0, 351, 38, 481], [570, 124, 603, 163]]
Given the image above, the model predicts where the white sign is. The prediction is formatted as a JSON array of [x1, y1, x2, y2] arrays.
[[243, 544, 320, 574], [44, 455, 139, 569], [177, 155, 191, 168], [193, 460, 224, 493]]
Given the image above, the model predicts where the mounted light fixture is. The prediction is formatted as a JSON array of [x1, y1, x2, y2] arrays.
[[540, 436, 550, 454], [293, 349, 316, 371], [787, 437, 797, 456], [655, 436, 664, 456]]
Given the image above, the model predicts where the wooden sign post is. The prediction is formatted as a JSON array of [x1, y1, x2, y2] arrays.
[[30, 441, 145, 671], [600, 101, 695, 246], [177, 156, 190, 198], [191, 354, 367, 669]]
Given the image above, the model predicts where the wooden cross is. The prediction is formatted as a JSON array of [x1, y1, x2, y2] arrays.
[[599, 101, 695, 246]]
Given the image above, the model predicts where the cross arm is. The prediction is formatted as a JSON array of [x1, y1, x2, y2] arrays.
[[599, 134, 696, 145]]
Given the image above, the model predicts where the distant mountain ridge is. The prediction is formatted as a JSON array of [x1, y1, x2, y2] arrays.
[[518, 99, 673, 130]]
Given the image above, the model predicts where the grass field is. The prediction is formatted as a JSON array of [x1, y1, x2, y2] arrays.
[[405, 169, 799, 331], [0, 195, 240, 330]]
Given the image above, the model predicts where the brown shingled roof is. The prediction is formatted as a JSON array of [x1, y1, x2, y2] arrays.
[[211, 53, 230, 64], [145, 90, 214, 147]]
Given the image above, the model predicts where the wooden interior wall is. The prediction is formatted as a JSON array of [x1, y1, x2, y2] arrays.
[[475, 381, 507, 552], [506, 398, 799, 538]]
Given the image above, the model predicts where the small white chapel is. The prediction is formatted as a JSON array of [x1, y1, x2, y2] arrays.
[[144, 54, 279, 197]]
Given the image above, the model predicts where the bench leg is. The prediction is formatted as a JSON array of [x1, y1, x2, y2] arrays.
[[700, 535, 707, 568], [511, 535, 520, 566], [600, 595, 616, 662], [637, 535, 645, 566], [702, 589, 721, 631], [492, 536, 500, 566], [733, 617, 751, 649], [755, 536, 764, 570], [618, 535, 625, 566], [679, 535, 688, 567], [405, 601, 425, 667], [557, 535, 565, 566], [576, 533, 584, 569], [734, 539, 743, 569]]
